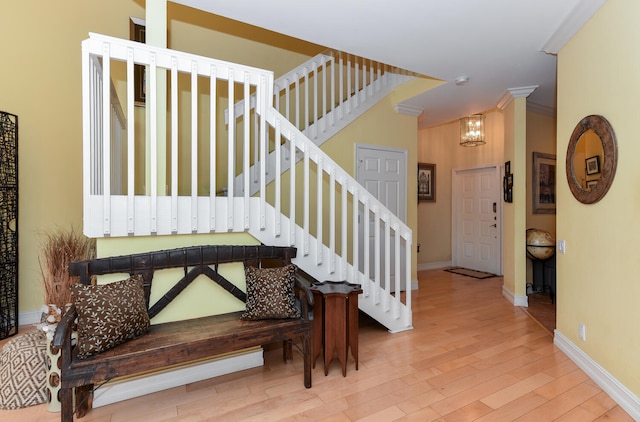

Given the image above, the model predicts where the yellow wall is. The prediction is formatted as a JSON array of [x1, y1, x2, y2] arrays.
[[2, 0, 145, 314], [416, 109, 504, 265], [557, 0, 640, 396]]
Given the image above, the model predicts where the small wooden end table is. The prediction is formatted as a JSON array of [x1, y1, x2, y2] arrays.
[[310, 280, 362, 376]]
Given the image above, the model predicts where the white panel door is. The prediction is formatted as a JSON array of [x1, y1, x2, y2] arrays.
[[355, 144, 407, 290], [453, 166, 501, 275]]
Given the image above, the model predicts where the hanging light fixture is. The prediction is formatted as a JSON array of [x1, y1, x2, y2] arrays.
[[460, 114, 486, 146]]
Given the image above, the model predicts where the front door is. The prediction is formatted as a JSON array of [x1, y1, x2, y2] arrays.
[[452, 166, 502, 275]]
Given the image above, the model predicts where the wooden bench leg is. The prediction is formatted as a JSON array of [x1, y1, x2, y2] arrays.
[[74, 384, 93, 418], [303, 332, 312, 388], [60, 387, 74, 422], [282, 339, 293, 362]]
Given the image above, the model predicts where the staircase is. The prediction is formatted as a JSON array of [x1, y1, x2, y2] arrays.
[[227, 51, 414, 195], [80, 33, 413, 333]]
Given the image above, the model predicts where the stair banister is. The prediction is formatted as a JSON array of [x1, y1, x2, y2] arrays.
[[81, 32, 412, 332]]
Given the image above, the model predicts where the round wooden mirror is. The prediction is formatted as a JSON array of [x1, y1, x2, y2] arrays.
[[565, 115, 617, 204]]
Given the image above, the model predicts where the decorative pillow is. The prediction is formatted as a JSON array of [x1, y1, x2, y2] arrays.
[[241, 264, 301, 320], [71, 275, 150, 359]]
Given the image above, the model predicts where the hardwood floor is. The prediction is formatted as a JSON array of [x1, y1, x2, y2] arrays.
[[1, 269, 632, 421], [524, 291, 556, 335]]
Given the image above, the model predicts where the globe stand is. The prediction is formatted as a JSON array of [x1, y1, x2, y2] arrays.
[[527, 249, 556, 303], [525, 229, 556, 303]]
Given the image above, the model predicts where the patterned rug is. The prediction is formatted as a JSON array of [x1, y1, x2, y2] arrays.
[[445, 267, 497, 279]]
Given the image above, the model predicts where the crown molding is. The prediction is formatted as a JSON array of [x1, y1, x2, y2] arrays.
[[509, 86, 538, 98], [540, 0, 606, 54], [496, 86, 539, 110], [394, 103, 423, 117]]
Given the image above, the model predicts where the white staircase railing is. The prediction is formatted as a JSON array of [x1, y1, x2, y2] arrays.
[[81, 33, 412, 332], [229, 51, 414, 196]]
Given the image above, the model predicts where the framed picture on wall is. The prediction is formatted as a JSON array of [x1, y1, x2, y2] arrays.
[[418, 163, 436, 202], [532, 152, 556, 214]]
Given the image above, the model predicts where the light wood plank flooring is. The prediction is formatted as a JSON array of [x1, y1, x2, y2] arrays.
[[1, 269, 632, 421]]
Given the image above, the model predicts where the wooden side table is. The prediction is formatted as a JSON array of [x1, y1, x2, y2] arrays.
[[310, 280, 362, 376]]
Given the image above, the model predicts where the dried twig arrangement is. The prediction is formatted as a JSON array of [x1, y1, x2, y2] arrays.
[[40, 228, 96, 315]]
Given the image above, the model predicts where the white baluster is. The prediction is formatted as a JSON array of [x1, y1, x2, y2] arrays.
[[210, 65, 217, 231], [329, 167, 335, 273], [102, 43, 111, 235], [289, 134, 296, 246], [259, 74, 267, 230], [274, 120, 281, 237], [191, 61, 199, 232], [227, 69, 235, 230], [126, 48, 135, 235], [352, 188, 360, 291], [243, 71, 251, 230], [303, 144, 310, 256], [364, 198, 370, 296], [312, 61, 318, 139], [394, 223, 401, 319], [316, 156, 323, 265], [341, 175, 347, 280], [149, 51, 158, 234], [171, 57, 179, 233]]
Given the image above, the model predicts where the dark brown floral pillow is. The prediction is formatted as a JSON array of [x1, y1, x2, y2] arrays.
[[241, 264, 301, 320], [71, 275, 150, 359]]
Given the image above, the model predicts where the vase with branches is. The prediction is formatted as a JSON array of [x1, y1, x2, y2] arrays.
[[38, 228, 95, 338]]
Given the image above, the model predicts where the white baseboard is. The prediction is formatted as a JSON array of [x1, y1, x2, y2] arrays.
[[417, 261, 452, 271], [554, 330, 640, 420], [19, 310, 42, 326], [501, 285, 528, 307], [93, 349, 264, 408]]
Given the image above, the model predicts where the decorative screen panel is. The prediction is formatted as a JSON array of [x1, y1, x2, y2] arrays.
[[0, 111, 18, 339]]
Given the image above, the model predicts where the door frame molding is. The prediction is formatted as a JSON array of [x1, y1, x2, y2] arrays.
[[451, 163, 504, 275]]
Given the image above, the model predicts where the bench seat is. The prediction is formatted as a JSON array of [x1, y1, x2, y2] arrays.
[[52, 245, 313, 422], [63, 311, 311, 386]]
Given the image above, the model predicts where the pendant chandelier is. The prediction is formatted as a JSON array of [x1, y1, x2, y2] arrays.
[[460, 114, 486, 146]]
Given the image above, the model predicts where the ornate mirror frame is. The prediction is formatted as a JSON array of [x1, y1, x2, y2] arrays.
[[566, 114, 618, 204]]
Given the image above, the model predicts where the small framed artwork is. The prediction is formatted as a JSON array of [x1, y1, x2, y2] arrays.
[[504, 161, 513, 203], [532, 152, 556, 214], [130, 17, 146, 106], [418, 163, 436, 202], [585, 155, 601, 175], [586, 179, 598, 190]]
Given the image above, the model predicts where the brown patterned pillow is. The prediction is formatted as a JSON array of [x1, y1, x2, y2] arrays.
[[241, 264, 301, 320], [71, 275, 150, 359]]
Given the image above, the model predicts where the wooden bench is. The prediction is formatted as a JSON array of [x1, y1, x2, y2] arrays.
[[52, 245, 313, 422]]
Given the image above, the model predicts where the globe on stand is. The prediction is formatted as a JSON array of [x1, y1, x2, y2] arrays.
[[526, 229, 555, 260]]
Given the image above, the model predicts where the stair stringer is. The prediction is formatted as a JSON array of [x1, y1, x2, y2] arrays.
[[247, 199, 413, 333], [235, 71, 414, 196]]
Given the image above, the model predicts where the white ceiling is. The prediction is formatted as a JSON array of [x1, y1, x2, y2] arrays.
[[171, 0, 605, 128]]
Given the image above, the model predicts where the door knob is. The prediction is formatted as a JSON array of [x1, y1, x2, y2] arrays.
[[490, 223, 497, 227]]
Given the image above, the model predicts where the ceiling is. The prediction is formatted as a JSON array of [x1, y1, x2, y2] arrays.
[[171, 0, 606, 128]]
